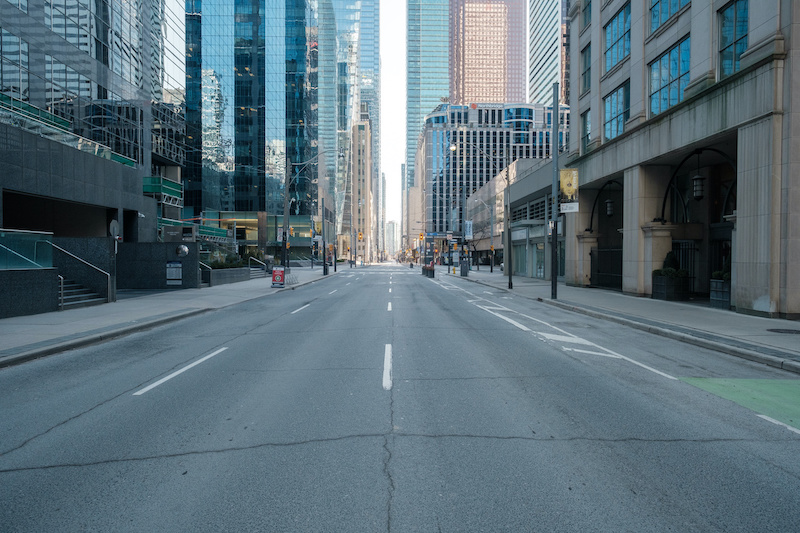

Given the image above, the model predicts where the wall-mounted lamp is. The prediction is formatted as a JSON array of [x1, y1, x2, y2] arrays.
[[605, 199, 614, 217], [691, 152, 704, 201], [692, 174, 705, 201]]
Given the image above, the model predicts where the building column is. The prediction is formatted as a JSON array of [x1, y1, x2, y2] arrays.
[[624, 165, 671, 295], [575, 233, 597, 287], [736, 117, 782, 316]]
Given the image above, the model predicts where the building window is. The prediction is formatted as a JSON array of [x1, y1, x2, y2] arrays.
[[720, 0, 748, 78], [604, 82, 629, 140], [581, 110, 591, 152], [0, 28, 29, 102], [581, 44, 591, 94], [604, 3, 631, 72], [649, 37, 690, 115], [583, 0, 592, 28], [651, 0, 690, 32]]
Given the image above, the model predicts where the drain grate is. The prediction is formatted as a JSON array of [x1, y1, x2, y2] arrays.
[[767, 329, 800, 334]]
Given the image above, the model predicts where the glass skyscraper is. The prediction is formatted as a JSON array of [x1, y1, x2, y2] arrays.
[[406, 0, 449, 192], [449, 0, 526, 105], [185, 0, 337, 220], [528, 0, 570, 105]]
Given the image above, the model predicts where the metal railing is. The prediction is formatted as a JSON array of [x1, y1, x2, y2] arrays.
[[58, 275, 64, 311], [199, 261, 213, 287], [43, 242, 112, 304], [248, 257, 268, 278]]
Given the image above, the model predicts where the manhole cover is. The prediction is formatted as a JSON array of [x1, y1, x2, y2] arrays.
[[767, 329, 800, 334]]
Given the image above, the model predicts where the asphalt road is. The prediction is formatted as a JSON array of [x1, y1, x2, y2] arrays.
[[1, 263, 799, 532]]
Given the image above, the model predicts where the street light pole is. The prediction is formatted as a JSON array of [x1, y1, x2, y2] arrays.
[[551, 82, 559, 300], [505, 167, 512, 290]]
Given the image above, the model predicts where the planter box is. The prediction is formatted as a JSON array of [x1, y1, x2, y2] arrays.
[[709, 279, 731, 309], [652, 275, 691, 301]]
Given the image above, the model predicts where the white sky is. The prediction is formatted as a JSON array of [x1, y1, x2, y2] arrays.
[[379, 0, 406, 223]]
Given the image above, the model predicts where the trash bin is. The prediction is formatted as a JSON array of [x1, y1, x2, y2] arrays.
[[460, 260, 469, 277]]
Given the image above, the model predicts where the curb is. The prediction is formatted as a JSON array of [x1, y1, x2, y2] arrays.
[[447, 273, 800, 376], [0, 309, 210, 369], [0, 272, 336, 369]]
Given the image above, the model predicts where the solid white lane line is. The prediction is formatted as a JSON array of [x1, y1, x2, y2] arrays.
[[329, 290, 338, 295], [134, 347, 229, 396], [383, 344, 392, 390], [478, 307, 530, 331], [291, 304, 310, 314], [757, 415, 800, 435], [388, 302, 392, 311]]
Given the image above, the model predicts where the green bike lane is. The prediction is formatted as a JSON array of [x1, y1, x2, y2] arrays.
[[681, 378, 800, 433]]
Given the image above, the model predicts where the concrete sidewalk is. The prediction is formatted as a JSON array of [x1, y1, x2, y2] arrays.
[[0, 266, 334, 368], [440, 265, 800, 375]]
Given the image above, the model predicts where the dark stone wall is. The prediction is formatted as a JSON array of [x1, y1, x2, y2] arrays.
[[117, 242, 200, 289], [0, 268, 59, 318]]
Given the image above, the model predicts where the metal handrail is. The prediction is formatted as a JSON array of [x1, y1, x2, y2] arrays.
[[0, 242, 43, 268], [45, 242, 112, 303], [248, 256, 267, 277], [199, 261, 213, 287], [58, 275, 64, 310]]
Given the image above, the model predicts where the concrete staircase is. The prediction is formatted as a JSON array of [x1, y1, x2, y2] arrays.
[[60, 280, 105, 310]]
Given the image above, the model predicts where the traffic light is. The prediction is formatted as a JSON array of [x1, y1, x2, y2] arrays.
[[358, 232, 363, 241], [289, 226, 294, 237], [419, 233, 423, 241]]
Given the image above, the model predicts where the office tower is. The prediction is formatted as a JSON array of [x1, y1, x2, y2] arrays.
[[565, 0, 800, 316], [360, 0, 381, 233], [417, 102, 568, 236], [528, 0, 570, 105], [351, 103, 373, 263], [406, 0, 449, 193], [0, 0, 184, 242], [449, 0, 527, 105], [185, 0, 337, 220]]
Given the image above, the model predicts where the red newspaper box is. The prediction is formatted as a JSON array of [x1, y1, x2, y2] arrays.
[[271, 265, 285, 288]]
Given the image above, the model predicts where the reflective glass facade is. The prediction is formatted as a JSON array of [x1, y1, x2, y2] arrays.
[[527, 0, 570, 105], [406, 0, 449, 190], [1, 0, 183, 169], [449, 0, 526, 105], [185, 0, 339, 220]]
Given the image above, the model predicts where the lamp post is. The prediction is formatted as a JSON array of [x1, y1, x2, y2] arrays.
[[551, 82, 559, 300]]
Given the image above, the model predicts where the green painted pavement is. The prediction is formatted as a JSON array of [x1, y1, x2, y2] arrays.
[[681, 378, 800, 431]]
